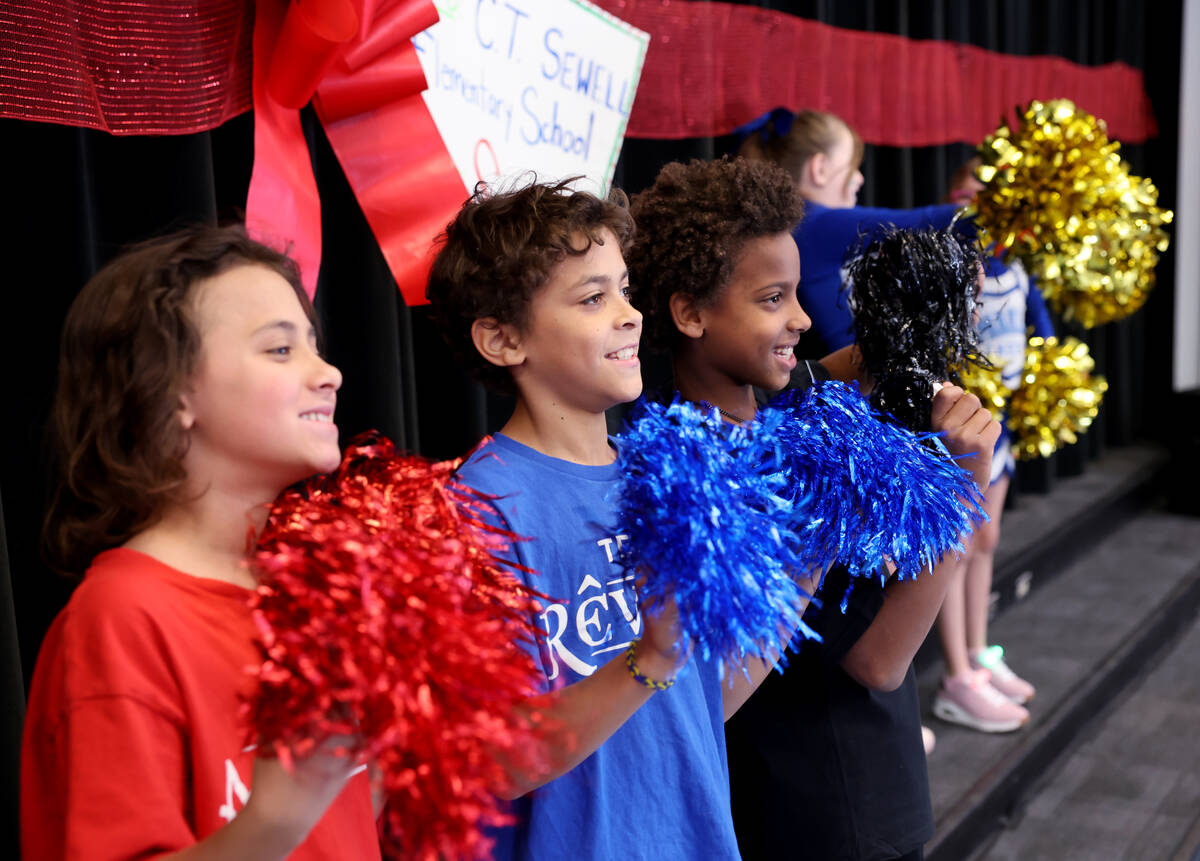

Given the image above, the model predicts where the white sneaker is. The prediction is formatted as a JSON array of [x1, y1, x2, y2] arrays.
[[933, 668, 1030, 733], [970, 645, 1036, 704]]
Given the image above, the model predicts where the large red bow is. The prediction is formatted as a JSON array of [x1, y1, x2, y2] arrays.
[[246, 0, 466, 303]]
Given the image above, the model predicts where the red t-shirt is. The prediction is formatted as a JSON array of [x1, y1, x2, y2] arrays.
[[22, 547, 382, 860]]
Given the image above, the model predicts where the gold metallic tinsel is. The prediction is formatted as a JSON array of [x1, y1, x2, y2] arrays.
[[1008, 336, 1108, 460], [971, 99, 1173, 328], [954, 354, 1011, 424]]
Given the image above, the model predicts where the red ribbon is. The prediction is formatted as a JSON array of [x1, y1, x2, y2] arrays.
[[246, 0, 465, 304], [267, 0, 359, 109], [245, 0, 325, 299], [315, 3, 467, 306]]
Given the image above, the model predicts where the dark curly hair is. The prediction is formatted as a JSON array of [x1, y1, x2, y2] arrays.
[[627, 157, 805, 346], [426, 177, 635, 392], [44, 224, 315, 577]]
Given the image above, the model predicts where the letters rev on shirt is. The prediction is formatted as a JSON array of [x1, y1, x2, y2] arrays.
[[538, 533, 643, 682]]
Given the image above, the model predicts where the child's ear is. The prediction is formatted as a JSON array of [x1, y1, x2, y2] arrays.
[[807, 150, 830, 187], [668, 292, 705, 340], [176, 393, 197, 432], [471, 317, 525, 367]]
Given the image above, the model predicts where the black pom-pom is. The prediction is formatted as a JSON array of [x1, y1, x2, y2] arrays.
[[846, 225, 984, 431]]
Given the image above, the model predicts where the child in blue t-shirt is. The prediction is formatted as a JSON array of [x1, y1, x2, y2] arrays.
[[425, 179, 786, 861], [626, 155, 1001, 861]]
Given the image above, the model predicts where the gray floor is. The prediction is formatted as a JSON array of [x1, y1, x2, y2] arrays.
[[975, 604, 1200, 861], [920, 508, 1200, 858], [993, 445, 1168, 576]]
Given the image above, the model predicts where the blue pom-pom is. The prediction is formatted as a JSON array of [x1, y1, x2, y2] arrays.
[[615, 399, 820, 668], [767, 381, 986, 580]]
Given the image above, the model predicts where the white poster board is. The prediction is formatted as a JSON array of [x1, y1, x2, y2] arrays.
[[413, 0, 648, 195]]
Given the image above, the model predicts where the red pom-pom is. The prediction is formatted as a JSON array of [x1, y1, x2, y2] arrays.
[[246, 433, 548, 860]]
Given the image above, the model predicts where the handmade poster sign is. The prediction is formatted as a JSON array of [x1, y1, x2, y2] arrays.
[[414, 0, 649, 193]]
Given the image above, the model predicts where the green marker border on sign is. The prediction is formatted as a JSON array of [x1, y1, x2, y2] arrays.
[[567, 0, 650, 194]]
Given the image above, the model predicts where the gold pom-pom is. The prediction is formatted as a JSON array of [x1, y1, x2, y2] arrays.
[[1009, 336, 1108, 460], [972, 99, 1173, 328], [954, 353, 1011, 424]]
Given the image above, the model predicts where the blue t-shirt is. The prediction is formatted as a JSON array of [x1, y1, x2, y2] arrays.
[[794, 202, 964, 352], [454, 433, 740, 861]]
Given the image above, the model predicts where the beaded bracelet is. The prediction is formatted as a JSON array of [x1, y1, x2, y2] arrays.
[[625, 640, 675, 691]]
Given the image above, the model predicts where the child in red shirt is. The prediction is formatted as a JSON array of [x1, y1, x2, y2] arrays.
[[22, 226, 381, 860]]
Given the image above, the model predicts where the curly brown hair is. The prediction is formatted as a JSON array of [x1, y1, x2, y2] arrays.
[[627, 157, 805, 346], [426, 177, 634, 392], [44, 224, 315, 577]]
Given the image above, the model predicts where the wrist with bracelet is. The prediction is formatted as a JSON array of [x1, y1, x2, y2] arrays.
[[625, 639, 677, 691]]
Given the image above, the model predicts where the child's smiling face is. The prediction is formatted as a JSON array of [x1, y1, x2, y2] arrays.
[[692, 231, 809, 393], [508, 228, 643, 414], [179, 264, 343, 494]]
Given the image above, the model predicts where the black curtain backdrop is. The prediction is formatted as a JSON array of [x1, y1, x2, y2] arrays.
[[0, 0, 1184, 851]]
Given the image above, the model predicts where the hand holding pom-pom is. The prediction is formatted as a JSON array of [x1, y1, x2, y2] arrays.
[[246, 433, 548, 861], [846, 226, 984, 432], [768, 381, 988, 581], [616, 400, 818, 669], [928, 382, 1003, 494]]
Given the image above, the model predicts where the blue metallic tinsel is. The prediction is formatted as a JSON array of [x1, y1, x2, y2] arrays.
[[616, 399, 820, 668], [767, 380, 987, 581]]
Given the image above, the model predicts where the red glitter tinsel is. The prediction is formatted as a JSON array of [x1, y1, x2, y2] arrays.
[[247, 433, 548, 860], [0, 0, 252, 135]]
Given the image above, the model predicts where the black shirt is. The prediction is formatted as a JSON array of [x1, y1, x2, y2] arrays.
[[728, 361, 934, 861]]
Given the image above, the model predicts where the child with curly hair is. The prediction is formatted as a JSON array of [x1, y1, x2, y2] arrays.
[[626, 156, 999, 861], [426, 177, 791, 861], [739, 108, 966, 356]]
